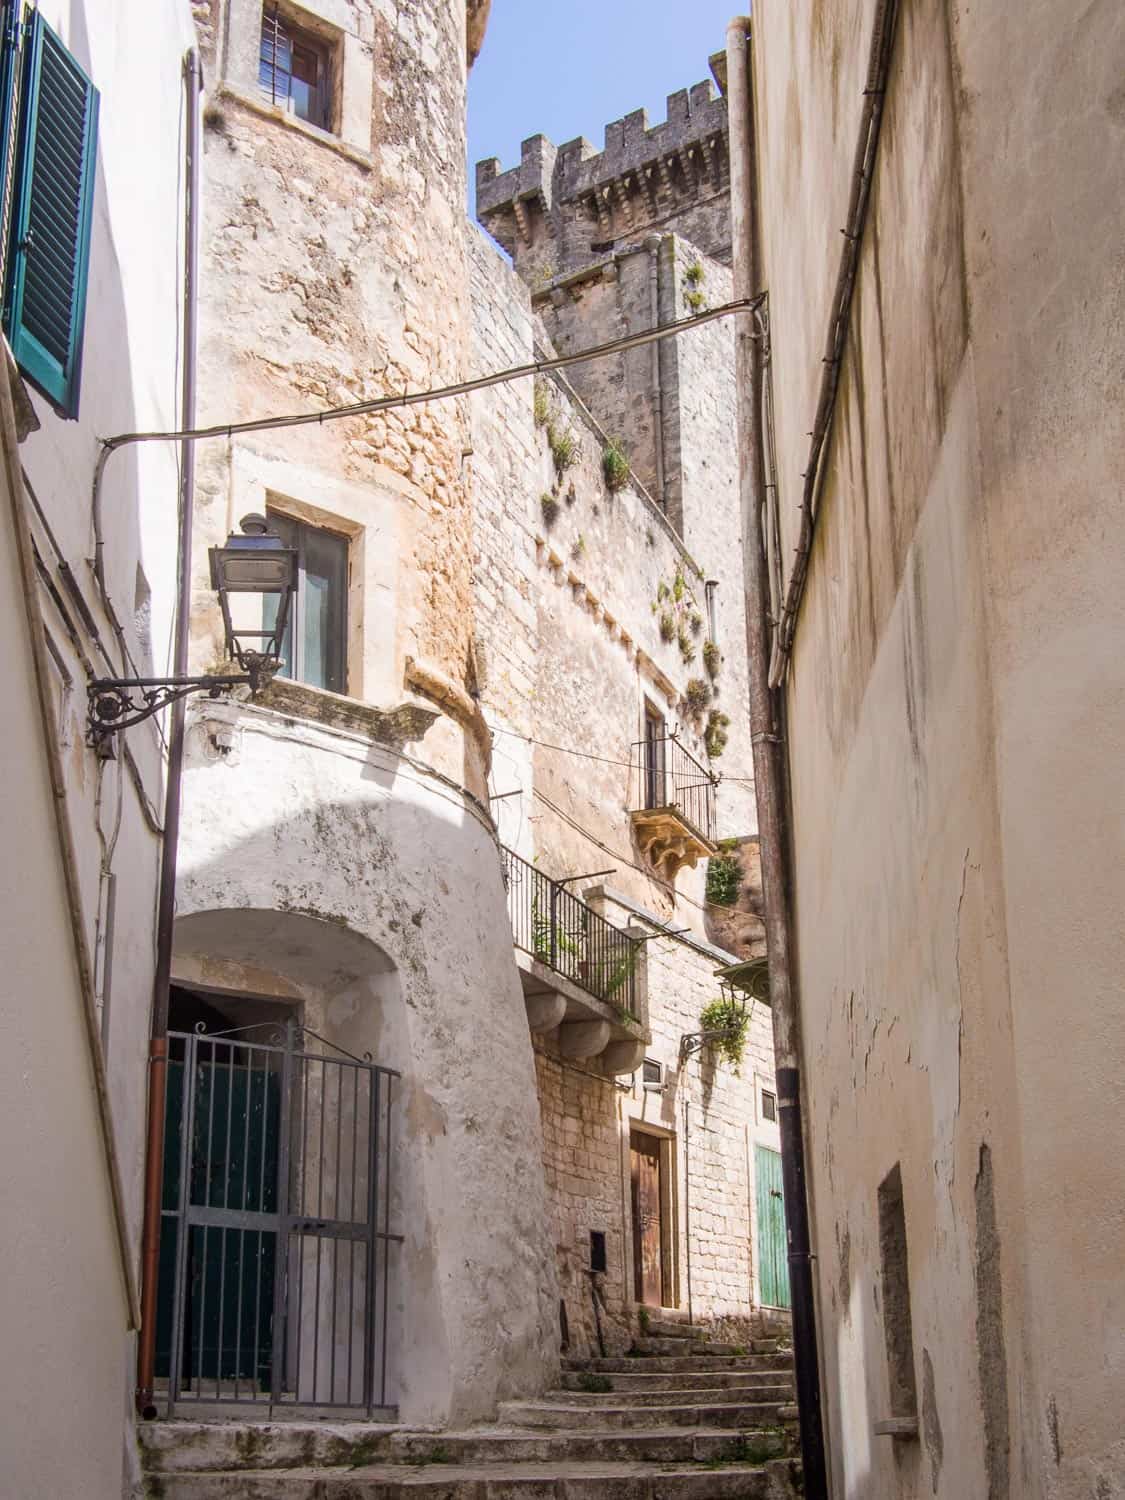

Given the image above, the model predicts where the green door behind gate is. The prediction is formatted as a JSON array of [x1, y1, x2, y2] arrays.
[[755, 1144, 791, 1309]]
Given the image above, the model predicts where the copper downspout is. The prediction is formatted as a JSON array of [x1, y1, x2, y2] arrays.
[[135, 45, 201, 1419]]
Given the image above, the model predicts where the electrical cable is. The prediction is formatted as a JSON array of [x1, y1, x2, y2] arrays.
[[89, 295, 764, 534]]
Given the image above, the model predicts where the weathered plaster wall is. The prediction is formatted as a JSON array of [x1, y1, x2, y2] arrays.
[[0, 415, 137, 1500], [0, 1, 196, 1493], [0, 0, 204, 1489], [749, 0, 1125, 1496], [177, 697, 558, 1422], [177, 0, 558, 1424]]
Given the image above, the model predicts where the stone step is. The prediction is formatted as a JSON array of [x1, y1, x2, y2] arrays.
[[140, 1422, 789, 1476], [499, 1399, 792, 1431], [145, 1457, 797, 1499], [561, 1371, 793, 1395], [628, 1338, 781, 1358], [565, 1354, 792, 1375], [642, 1319, 706, 1340]]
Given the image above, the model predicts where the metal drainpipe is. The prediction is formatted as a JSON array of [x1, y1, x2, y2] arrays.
[[135, 45, 202, 1420], [682, 1093, 693, 1325], [726, 17, 829, 1498], [644, 234, 667, 508]]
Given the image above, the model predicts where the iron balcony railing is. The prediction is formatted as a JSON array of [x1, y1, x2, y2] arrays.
[[631, 732, 717, 842], [501, 846, 641, 1017]]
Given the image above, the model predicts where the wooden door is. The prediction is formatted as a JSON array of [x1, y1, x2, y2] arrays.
[[630, 1132, 663, 1306], [755, 1144, 791, 1309]]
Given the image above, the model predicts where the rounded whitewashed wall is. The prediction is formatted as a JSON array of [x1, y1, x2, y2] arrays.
[[175, 697, 558, 1422]]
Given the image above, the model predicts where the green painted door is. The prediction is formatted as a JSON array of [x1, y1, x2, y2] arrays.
[[755, 1144, 791, 1309]]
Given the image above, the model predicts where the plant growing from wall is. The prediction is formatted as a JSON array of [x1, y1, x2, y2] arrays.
[[702, 640, 721, 679], [677, 624, 696, 664], [699, 996, 749, 1069], [658, 611, 676, 643], [602, 439, 630, 493], [704, 708, 730, 759], [540, 493, 560, 527], [533, 378, 550, 428], [690, 611, 703, 635], [683, 677, 711, 715], [706, 847, 742, 907], [683, 259, 707, 313], [547, 421, 578, 475]]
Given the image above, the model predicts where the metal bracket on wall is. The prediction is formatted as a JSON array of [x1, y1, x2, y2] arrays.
[[86, 670, 266, 754]]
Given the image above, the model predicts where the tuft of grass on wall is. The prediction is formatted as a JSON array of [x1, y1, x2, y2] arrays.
[[602, 439, 630, 493], [704, 708, 730, 758], [533, 378, 550, 428], [548, 422, 578, 474]]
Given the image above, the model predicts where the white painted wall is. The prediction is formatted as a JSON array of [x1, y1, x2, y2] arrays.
[[0, 1, 196, 1492], [747, 0, 1125, 1495], [176, 695, 559, 1423]]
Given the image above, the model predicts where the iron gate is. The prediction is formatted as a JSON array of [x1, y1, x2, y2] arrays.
[[156, 1020, 399, 1413]]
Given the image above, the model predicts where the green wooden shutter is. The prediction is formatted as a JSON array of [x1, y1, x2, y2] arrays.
[[4, 13, 97, 418]]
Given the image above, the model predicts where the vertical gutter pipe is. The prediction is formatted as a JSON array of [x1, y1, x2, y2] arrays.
[[135, 45, 201, 1419], [644, 234, 667, 507], [726, 17, 829, 1498]]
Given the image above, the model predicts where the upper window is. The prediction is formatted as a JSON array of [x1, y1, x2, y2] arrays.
[[761, 1088, 777, 1123], [263, 511, 348, 695], [642, 701, 667, 810], [0, 13, 98, 418], [259, 6, 333, 132]]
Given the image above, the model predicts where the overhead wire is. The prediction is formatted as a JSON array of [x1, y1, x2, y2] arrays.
[[89, 295, 764, 560]]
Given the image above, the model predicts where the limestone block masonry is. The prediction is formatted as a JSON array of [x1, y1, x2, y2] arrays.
[[177, 0, 557, 1427], [477, 67, 731, 281], [470, 52, 778, 1368]]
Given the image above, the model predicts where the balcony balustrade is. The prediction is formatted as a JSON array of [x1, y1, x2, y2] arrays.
[[629, 732, 717, 878], [501, 845, 641, 1017]]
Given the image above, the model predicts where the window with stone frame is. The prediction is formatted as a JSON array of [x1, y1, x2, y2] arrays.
[[259, 3, 334, 132], [263, 510, 349, 694]]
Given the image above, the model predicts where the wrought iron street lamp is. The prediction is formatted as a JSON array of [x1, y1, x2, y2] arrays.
[[87, 513, 296, 748]]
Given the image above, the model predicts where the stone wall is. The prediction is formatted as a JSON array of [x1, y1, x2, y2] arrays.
[[470, 122, 772, 1343], [529, 892, 779, 1356], [179, 0, 558, 1425], [477, 72, 731, 281], [191, 0, 482, 784], [745, 0, 1125, 1496]]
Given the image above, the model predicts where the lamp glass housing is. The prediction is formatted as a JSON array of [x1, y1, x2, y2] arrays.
[[209, 527, 297, 671]]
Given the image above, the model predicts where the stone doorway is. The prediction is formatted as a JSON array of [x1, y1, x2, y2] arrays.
[[154, 985, 399, 1415], [630, 1128, 669, 1306]]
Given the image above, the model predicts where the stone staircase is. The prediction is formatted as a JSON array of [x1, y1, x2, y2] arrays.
[[138, 1318, 801, 1498]]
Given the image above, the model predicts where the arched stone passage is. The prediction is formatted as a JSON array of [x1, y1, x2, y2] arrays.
[[172, 907, 406, 1073], [168, 908, 412, 1415]]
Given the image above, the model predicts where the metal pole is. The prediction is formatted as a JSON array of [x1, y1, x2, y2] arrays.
[[135, 46, 202, 1418], [726, 17, 829, 1497]]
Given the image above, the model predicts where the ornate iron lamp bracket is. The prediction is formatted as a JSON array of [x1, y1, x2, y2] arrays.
[[86, 662, 274, 751]]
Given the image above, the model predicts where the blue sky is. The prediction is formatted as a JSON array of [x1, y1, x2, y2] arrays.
[[468, 0, 739, 210]]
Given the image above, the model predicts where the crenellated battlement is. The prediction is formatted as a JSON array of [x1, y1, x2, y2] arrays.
[[476, 59, 731, 276]]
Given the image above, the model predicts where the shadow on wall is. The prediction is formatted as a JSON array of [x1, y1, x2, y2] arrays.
[[170, 768, 560, 1425]]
